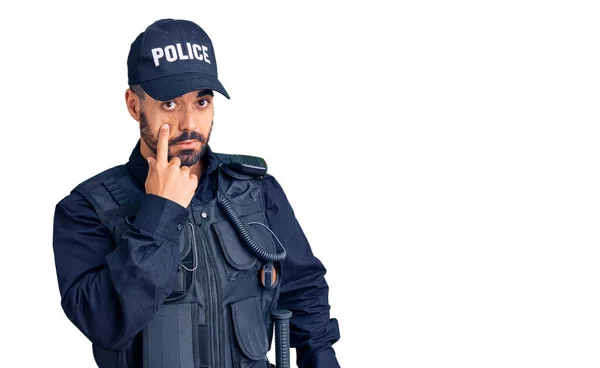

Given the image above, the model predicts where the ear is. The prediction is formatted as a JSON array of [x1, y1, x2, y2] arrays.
[[125, 88, 141, 122]]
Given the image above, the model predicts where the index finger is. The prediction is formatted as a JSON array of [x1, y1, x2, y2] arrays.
[[156, 124, 170, 163]]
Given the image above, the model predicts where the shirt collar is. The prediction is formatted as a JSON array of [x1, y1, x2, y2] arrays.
[[126, 139, 220, 189]]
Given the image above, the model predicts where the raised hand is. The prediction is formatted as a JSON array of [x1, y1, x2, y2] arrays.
[[145, 124, 198, 208]]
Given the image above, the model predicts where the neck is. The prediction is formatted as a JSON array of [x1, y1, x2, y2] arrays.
[[189, 159, 204, 180]]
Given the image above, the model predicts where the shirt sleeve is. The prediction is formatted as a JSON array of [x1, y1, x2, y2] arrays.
[[52, 191, 189, 351], [262, 175, 341, 368]]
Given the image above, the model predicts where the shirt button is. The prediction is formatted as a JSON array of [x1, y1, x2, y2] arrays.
[[201, 211, 208, 219], [176, 223, 182, 231]]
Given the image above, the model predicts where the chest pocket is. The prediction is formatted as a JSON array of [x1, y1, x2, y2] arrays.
[[211, 211, 277, 282], [166, 221, 196, 301]]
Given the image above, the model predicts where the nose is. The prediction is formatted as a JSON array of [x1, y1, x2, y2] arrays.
[[178, 107, 197, 133]]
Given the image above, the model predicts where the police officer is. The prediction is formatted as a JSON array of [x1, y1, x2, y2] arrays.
[[52, 19, 340, 368]]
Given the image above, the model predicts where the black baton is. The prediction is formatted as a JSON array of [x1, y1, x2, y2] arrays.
[[271, 309, 292, 368]]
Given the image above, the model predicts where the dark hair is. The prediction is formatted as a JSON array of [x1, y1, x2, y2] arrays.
[[129, 84, 146, 100]]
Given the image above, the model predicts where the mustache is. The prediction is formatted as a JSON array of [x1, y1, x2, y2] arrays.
[[169, 130, 206, 145]]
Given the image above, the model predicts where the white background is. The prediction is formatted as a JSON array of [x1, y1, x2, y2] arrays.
[[1, 0, 599, 367]]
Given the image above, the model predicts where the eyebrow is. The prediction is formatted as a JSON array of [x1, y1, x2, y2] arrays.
[[198, 90, 214, 98]]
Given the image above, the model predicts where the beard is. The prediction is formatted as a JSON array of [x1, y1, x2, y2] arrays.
[[139, 109, 213, 167]]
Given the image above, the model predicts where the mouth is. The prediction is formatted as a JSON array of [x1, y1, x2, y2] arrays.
[[176, 140, 199, 147]]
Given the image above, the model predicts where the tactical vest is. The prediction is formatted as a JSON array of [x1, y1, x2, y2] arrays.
[[73, 154, 284, 368]]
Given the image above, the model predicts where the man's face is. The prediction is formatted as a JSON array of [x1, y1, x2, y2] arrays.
[[139, 89, 214, 167]]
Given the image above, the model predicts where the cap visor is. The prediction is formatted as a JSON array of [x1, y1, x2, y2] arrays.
[[140, 72, 230, 100]]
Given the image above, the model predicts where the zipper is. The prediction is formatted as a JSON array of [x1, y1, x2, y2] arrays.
[[191, 202, 221, 368], [201, 230, 220, 368]]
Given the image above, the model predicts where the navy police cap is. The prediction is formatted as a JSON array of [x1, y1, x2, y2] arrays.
[[127, 19, 230, 101]]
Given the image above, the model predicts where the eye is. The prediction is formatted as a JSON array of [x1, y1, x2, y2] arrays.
[[197, 98, 211, 108], [162, 101, 177, 110]]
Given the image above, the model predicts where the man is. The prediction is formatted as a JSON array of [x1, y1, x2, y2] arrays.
[[52, 19, 340, 368]]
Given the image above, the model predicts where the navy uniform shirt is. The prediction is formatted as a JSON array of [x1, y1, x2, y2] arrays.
[[52, 141, 340, 368]]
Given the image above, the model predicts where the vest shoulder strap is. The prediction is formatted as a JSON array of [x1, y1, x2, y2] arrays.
[[72, 165, 143, 226], [214, 152, 268, 178]]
